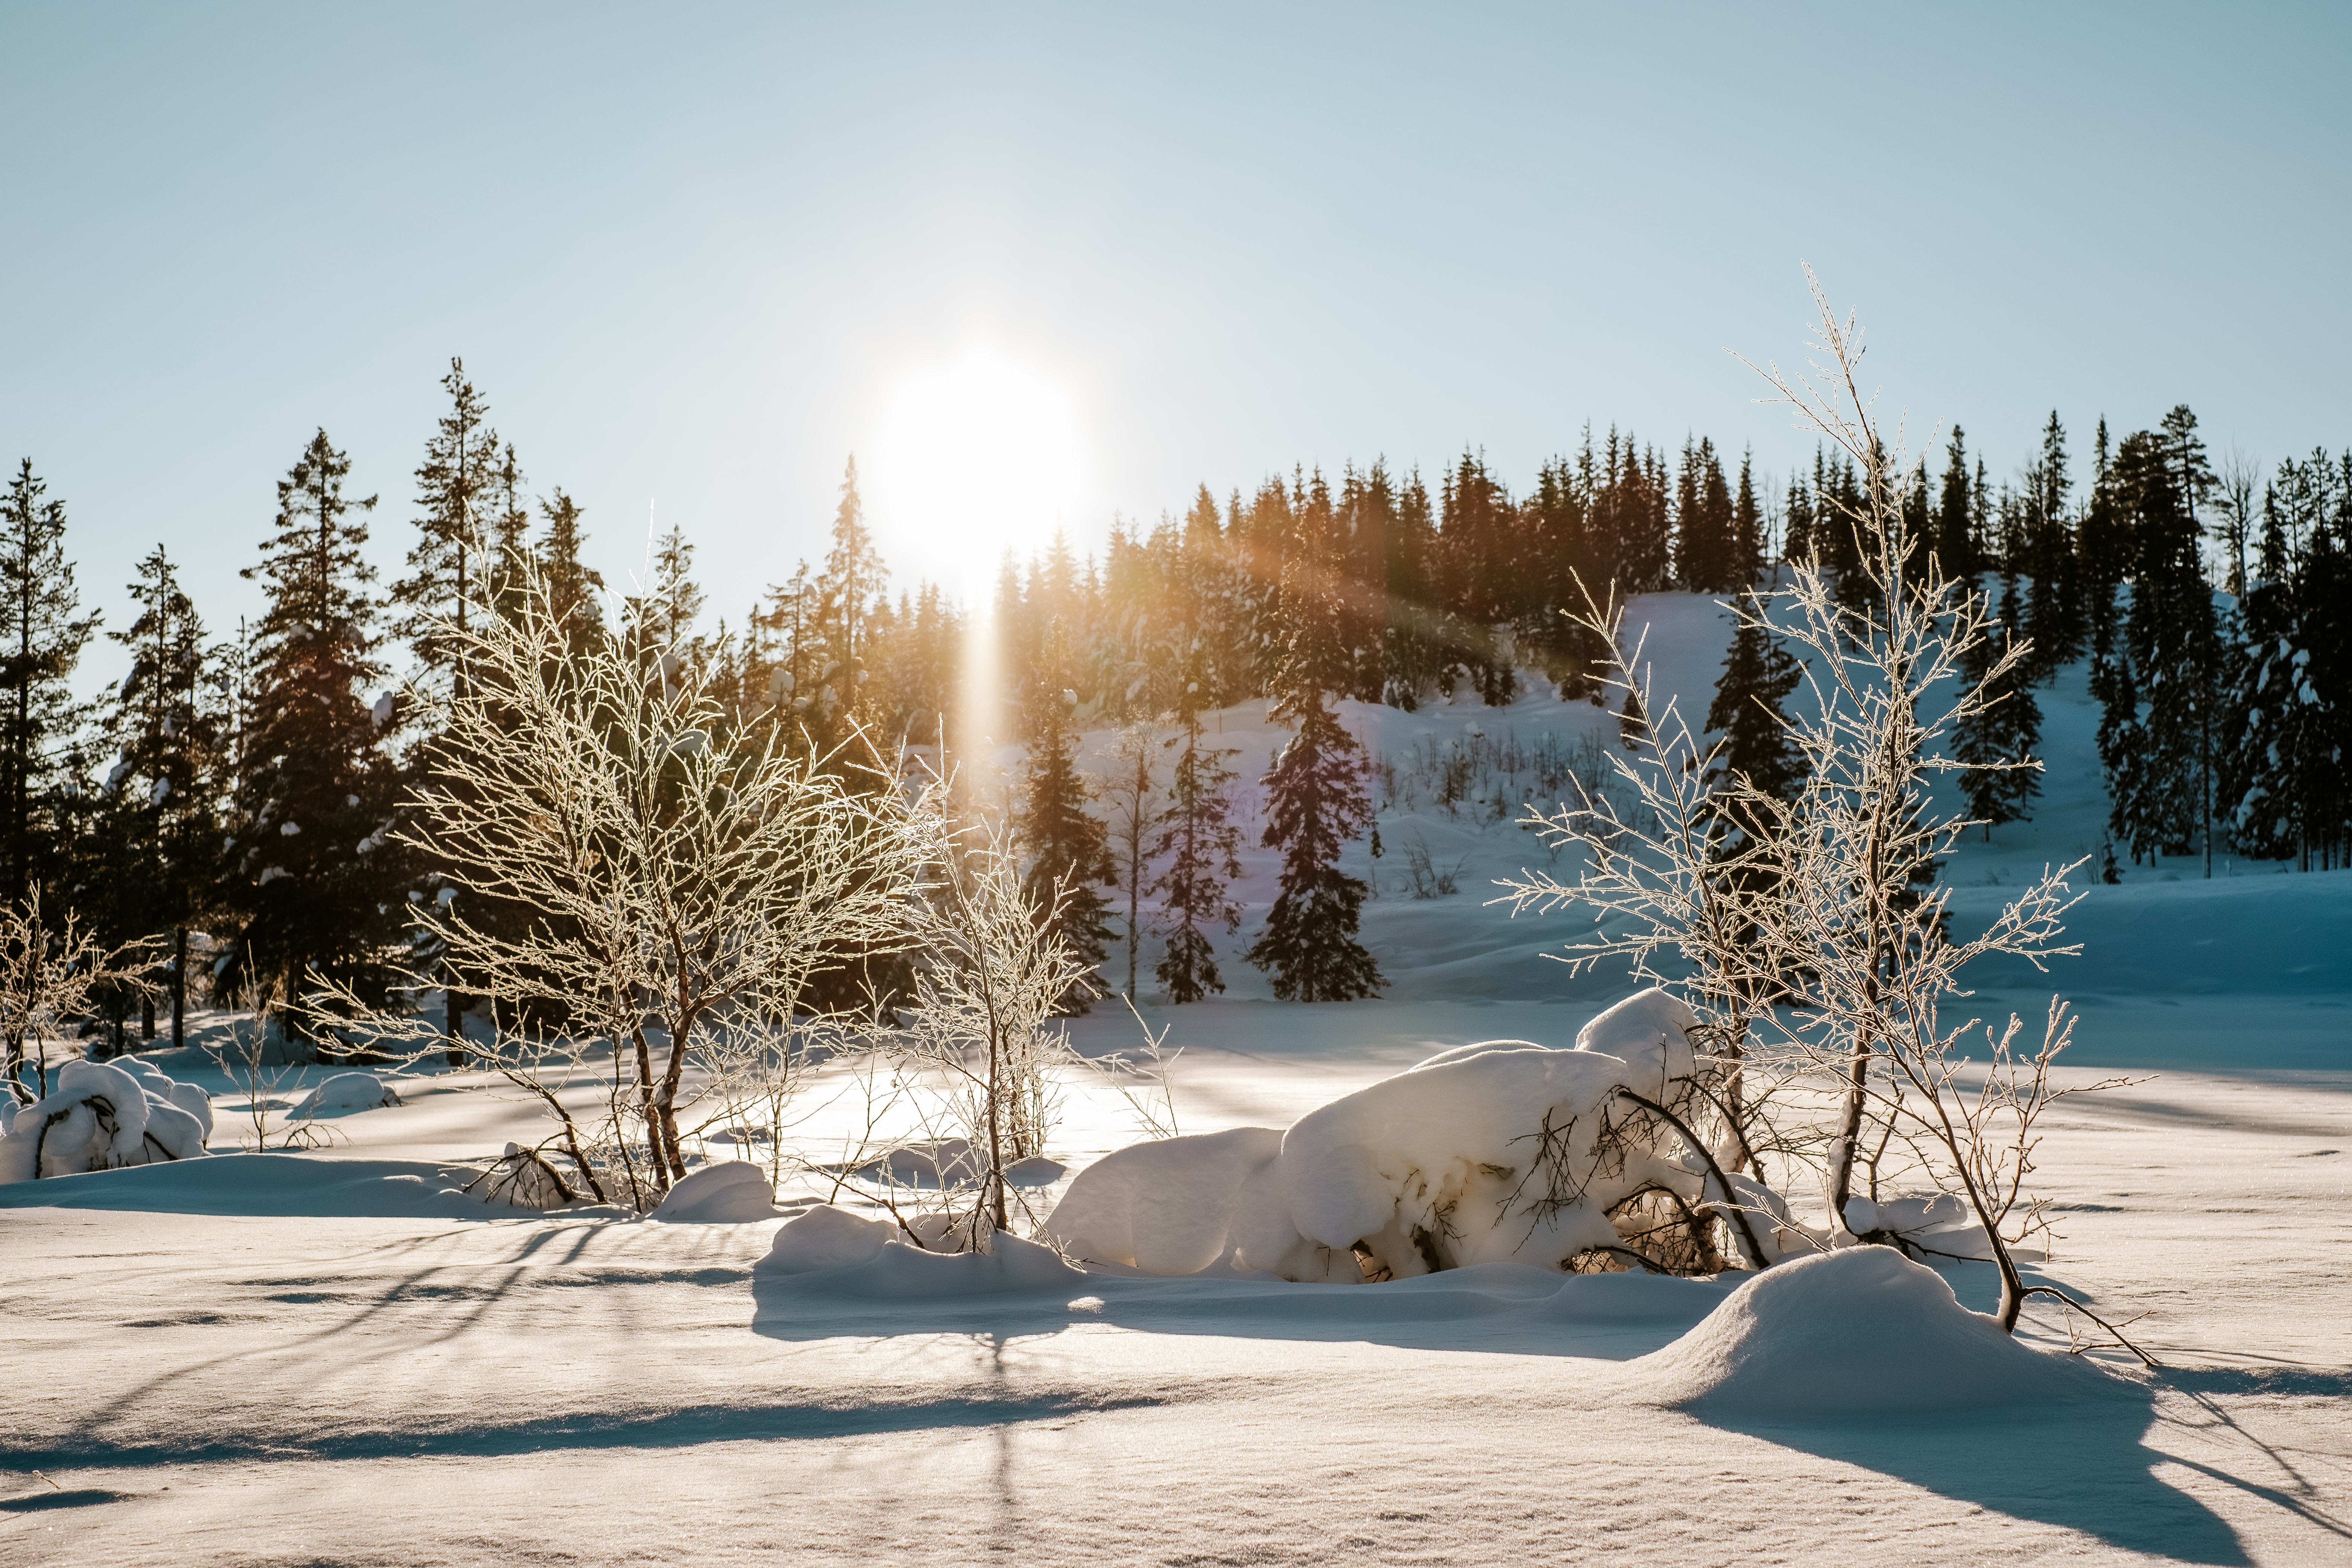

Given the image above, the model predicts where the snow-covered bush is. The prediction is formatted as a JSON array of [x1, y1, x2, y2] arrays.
[[0, 1058, 210, 1183], [1047, 989, 1795, 1282]]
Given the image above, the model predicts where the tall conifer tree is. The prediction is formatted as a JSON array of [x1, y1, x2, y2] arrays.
[[1148, 638, 1243, 1003], [1246, 502, 1382, 1001], [0, 460, 97, 903], [97, 546, 222, 1045], [220, 431, 410, 1026], [1015, 620, 1113, 999], [389, 359, 500, 688]]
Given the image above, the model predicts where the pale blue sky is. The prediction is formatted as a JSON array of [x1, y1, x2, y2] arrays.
[[6, 3, 2347, 690]]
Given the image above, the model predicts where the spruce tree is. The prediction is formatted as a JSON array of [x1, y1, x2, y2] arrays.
[[1102, 726, 1158, 999], [1015, 621, 1113, 999], [0, 459, 99, 902], [1148, 648, 1243, 1003], [1730, 449, 1763, 587], [389, 359, 501, 689], [1703, 599, 1802, 809], [2093, 648, 2152, 862], [98, 546, 222, 1046], [1245, 502, 1382, 1002], [2021, 412, 2077, 679], [2220, 448, 2347, 870], [538, 488, 606, 653], [2107, 423, 2222, 869], [1935, 426, 1978, 581], [1953, 580, 2042, 836], [815, 455, 887, 745], [220, 431, 410, 1029]]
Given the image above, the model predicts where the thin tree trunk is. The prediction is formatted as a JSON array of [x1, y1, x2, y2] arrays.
[[171, 927, 186, 1050]]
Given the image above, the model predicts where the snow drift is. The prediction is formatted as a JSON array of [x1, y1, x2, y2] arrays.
[[757, 1204, 1084, 1295], [287, 1070, 403, 1119], [0, 1058, 211, 1183], [647, 1160, 778, 1222], [1634, 1245, 2111, 1414], [1046, 988, 1762, 1282]]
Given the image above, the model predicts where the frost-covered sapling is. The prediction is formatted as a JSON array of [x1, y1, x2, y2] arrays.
[[1496, 583, 1798, 1271], [1, 893, 160, 1106], [1507, 273, 2132, 1339], [391, 550, 923, 1208], [889, 792, 1090, 1245]]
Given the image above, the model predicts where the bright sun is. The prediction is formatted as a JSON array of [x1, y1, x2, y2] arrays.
[[864, 346, 1085, 597]]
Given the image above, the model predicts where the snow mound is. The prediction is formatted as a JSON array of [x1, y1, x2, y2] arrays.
[[1634, 1245, 2099, 1414], [757, 1207, 1084, 1295], [816, 1234, 1084, 1297], [288, 1070, 402, 1119], [758, 1204, 897, 1274], [1046, 1126, 1351, 1280], [647, 1161, 776, 1223], [0, 1059, 210, 1182], [1043, 986, 1721, 1283], [0, 1153, 510, 1217], [1573, 987, 1699, 1098]]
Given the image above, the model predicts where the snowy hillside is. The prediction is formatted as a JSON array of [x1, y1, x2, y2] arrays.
[[1, 592, 2346, 1565]]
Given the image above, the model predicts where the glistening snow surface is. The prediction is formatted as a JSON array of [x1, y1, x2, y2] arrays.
[[2, 596, 2347, 1565]]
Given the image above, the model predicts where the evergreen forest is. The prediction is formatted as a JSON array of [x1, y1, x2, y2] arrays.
[[5, 363, 2346, 1072]]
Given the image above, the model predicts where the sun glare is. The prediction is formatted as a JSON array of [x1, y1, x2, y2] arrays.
[[865, 346, 1085, 601]]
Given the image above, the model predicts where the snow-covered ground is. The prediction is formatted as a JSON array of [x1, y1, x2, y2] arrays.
[[4, 594, 2347, 1565]]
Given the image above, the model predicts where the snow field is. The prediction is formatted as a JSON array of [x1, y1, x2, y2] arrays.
[[1, 596, 2346, 1562]]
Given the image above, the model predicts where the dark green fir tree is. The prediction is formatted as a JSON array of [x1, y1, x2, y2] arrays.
[[219, 431, 411, 1036], [1245, 501, 1383, 1002]]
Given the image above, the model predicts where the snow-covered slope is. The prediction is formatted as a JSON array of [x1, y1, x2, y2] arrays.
[[1, 591, 2344, 1565]]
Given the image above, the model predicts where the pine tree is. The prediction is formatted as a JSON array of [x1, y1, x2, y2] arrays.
[[1102, 726, 1158, 1000], [1730, 449, 1763, 588], [1147, 635, 1243, 1003], [1015, 621, 1113, 999], [0, 459, 98, 903], [2021, 412, 2077, 679], [538, 488, 606, 652], [1703, 599, 1803, 808], [96, 546, 223, 1046], [1245, 502, 1382, 1002], [2107, 422, 2223, 869], [1953, 584, 2042, 836], [389, 359, 501, 688], [219, 431, 410, 1030], [1935, 426, 1978, 581]]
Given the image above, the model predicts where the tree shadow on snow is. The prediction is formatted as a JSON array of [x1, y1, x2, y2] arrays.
[[750, 1261, 1736, 1360], [1688, 1374, 2277, 1565]]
